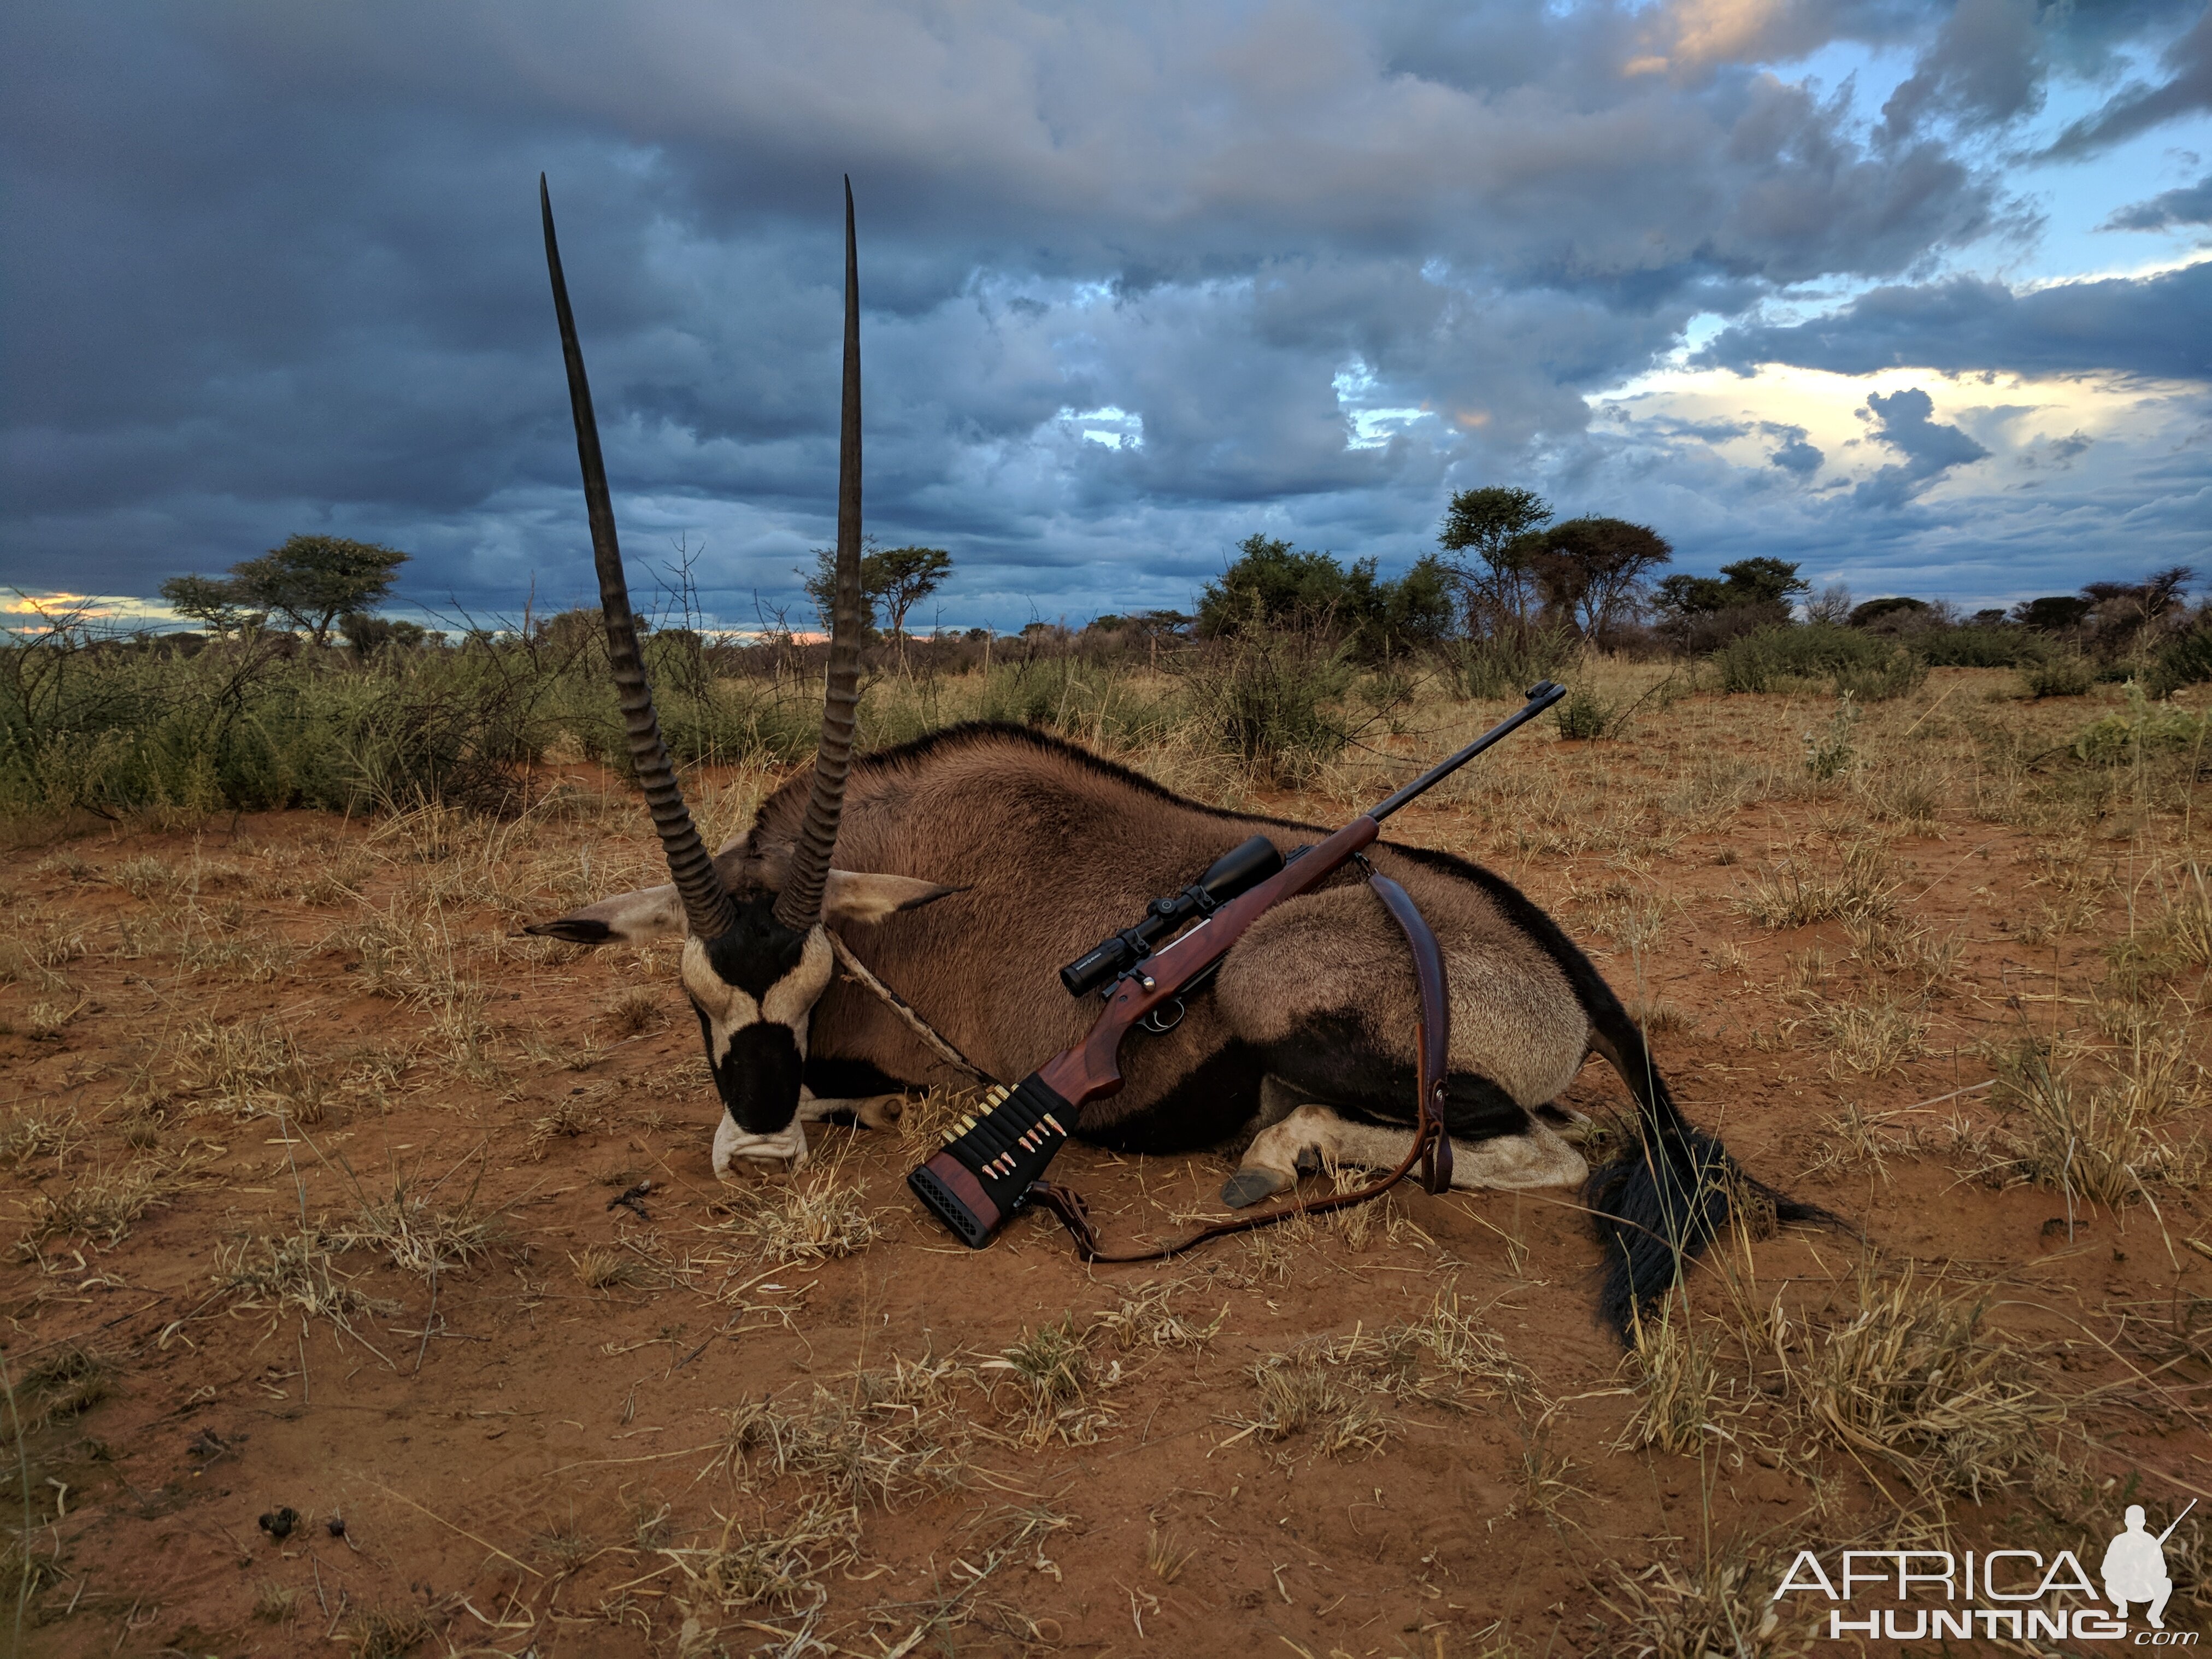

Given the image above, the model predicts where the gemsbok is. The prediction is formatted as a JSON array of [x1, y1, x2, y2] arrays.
[[526, 178, 1813, 1336]]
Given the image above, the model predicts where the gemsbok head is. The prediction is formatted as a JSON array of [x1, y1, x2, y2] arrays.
[[529, 177, 949, 1172]]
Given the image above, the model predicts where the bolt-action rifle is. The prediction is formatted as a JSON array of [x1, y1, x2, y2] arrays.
[[907, 680, 1568, 1249]]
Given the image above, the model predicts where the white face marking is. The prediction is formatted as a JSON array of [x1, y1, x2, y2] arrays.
[[763, 928, 834, 1032], [678, 927, 833, 1063]]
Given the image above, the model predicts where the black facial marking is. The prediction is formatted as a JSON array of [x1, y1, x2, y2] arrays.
[[804, 1055, 910, 1097], [703, 1015, 807, 1134], [696, 894, 811, 999], [525, 916, 613, 944]]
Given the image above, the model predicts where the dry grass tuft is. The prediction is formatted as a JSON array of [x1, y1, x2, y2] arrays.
[[1619, 1311, 1725, 1456], [528, 1092, 609, 1146], [16, 1144, 216, 1249], [0, 1106, 79, 1168], [988, 1316, 1116, 1446], [1983, 1036, 2201, 1206], [219, 1233, 398, 1332], [1596, 1553, 1806, 1659], [1092, 1281, 1225, 1354], [0, 918, 86, 991], [602, 986, 667, 1037], [1374, 1286, 1540, 1410], [324, 1174, 504, 1279], [251, 1581, 298, 1623], [1229, 1351, 1398, 1459], [897, 1081, 985, 1158], [344, 1604, 433, 1659], [172, 1015, 326, 1117], [662, 1497, 861, 1614], [1739, 841, 1895, 929], [1789, 1268, 2062, 1503], [723, 1355, 975, 1509], [107, 854, 181, 899], [532, 1519, 599, 1574], [2110, 861, 2212, 981], [1813, 996, 1926, 1076], [21, 1342, 113, 1426], [571, 1244, 646, 1292], [1861, 759, 1946, 828], [719, 1173, 880, 1265], [1146, 1528, 1194, 1584]]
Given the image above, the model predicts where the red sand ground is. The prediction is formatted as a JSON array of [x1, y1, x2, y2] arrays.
[[3, 684, 2208, 1656]]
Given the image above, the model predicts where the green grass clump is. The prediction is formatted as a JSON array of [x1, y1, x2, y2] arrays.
[[1711, 624, 1925, 701]]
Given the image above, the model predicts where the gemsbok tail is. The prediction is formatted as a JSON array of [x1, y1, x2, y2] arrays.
[[1455, 861, 1823, 1337], [1580, 987, 1826, 1335]]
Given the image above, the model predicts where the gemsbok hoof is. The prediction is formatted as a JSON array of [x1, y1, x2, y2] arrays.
[[1220, 1168, 1287, 1209]]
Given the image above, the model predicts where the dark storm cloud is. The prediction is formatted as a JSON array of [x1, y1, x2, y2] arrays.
[[2040, 3, 2212, 157], [1880, 0, 2048, 142], [2105, 172, 2212, 227], [0, 0, 2203, 625], [1850, 386, 1990, 508], [1761, 422, 1826, 474], [1698, 260, 2212, 380]]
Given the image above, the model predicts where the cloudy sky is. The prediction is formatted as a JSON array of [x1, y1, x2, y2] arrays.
[[4, 1, 2209, 632]]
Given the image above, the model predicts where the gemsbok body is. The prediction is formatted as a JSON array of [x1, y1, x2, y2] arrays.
[[529, 177, 1811, 1337]]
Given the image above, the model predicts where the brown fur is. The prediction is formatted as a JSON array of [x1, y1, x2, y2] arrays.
[[716, 724, 1591, 1138]]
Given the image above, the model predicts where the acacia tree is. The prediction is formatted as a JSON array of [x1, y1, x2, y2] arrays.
[[870, 546, 953, 640], [801, 541, 955, 640], [1437, 486, 1552, 634], [157, 573, 263, 636], [162, 535, 408, 645], [1531, 517, 1672, 646]]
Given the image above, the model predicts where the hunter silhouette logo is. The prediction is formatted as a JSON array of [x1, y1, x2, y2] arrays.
[[2104, 1501, 2194, 1631]]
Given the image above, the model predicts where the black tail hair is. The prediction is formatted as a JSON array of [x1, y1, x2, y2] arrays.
[[1581, 1003, 1826, 1337]]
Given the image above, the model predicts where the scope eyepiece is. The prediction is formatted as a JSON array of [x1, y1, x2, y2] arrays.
[[1057, 834, 1285, 997]]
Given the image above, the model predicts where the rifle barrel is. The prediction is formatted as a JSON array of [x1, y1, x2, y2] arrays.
[[1366, 681, 1567, 823]]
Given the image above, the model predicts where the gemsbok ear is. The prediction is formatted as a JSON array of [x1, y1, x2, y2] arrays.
[[523, 884, 684, 945], [822, 870, 959, 926]]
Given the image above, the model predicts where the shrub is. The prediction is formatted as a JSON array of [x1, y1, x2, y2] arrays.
[[2148, 625, 2212, 699], [1917, 625, 2046, 669], [1441, 622, 1577, 700], [0, 616, 834, 821], [1554, 687, 1609, 740], [2074, 683, 2212, 765], [0, 631, 564, 817], [1711, 623, 1924, 699], [2021, 654, 2095, 698], [967, 655, 1180, 750], [1176, 628, 1352, 785], [1832, 649, 1928, 703]]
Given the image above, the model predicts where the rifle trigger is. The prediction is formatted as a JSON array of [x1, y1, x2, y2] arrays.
[[1140, 998, 1185, 1034]]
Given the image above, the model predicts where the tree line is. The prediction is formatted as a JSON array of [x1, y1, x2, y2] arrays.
[[148, 509, 2201, 694]]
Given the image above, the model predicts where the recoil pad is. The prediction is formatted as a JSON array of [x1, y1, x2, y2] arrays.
[[906, 1074, 1076, 1248]]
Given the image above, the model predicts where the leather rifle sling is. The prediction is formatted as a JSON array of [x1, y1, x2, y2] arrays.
[[1028, 872, 1452, 1263]]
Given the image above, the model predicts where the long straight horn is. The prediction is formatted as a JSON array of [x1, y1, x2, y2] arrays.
[[541, 175, 736, 942], [773, 177, 864, 933]]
